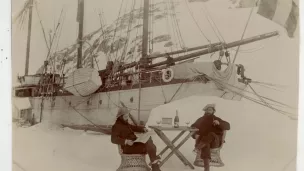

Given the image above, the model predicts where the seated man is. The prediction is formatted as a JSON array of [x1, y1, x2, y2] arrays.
[[191, 104, 230, 171], [111, 107, 161, 171]]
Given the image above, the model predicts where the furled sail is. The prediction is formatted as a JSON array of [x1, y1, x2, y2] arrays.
[[170, 62, 246, 100], [64, 68, 102, 96]]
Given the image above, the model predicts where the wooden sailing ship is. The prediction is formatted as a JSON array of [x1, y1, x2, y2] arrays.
[[13, 0, 297, 131]]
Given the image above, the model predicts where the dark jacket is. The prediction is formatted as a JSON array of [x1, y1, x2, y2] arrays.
[[111, 118, 145, 149], [191, 113, 230, 139]]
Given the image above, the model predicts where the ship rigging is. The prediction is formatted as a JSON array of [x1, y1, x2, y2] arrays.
[[13, 0, 298, 131]]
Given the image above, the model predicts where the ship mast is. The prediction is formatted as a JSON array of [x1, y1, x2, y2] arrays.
[[136, 0, 150, 124], [142, 0, 149, 59], [77, 0, 84, 69], [24, 0, 34, 76]]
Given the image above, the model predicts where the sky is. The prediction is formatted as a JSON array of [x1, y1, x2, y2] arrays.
[[11, 0, 299, 109]]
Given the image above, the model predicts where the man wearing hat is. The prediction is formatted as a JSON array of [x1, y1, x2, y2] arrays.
[[111, 107, 161, 171], [191, 104, 230, 171]]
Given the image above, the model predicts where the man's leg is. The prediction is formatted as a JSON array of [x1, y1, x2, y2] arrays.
[[145, 138, 161, 171], [200, 143, 211, 171], [203, 158, 210, 171], [199, 132, 219, 171], [145, 138, 159, 163]]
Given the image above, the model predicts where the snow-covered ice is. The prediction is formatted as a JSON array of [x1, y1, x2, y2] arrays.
[[13, 96, 297, 171]]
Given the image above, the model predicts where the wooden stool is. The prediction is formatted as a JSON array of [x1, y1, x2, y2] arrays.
[[117, 146, 151, 171]]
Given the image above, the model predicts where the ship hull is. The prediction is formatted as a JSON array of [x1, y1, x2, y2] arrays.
[[29, 81, 242, 128]]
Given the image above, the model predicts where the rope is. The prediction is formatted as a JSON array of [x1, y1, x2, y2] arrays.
[[34, 2, 49, 50], [129, 1, 142, 62], [184, 0, 211, 44], [188, 68, 295, 113], [107, 0, 124, 61], [166, 0, 181, 51], [232, 6, 255, 63], [169, 0, 185, 48], [114, 0, 130, 60], [205, 75, 295, 116], [60, 96, 106, 129], [251, 82, 284, 92], [119, 0, 136, 62], [151, 0, 154, 52], [163, 0, 174, 53], [248, 84, 292, 116], [201, 5, 225, 43], [167, 79, 187, 103]]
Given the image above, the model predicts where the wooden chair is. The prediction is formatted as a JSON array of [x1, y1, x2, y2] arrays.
[[193, 131, 226, 168], [116, 145, 151, 171]]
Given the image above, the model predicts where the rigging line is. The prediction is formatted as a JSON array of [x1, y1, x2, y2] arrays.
[[46, 8, 64, 60], [165, 0, 179, 50], [208, 76, 292, 108], [170, 0, 184, 48], [163, 0, 174, 53], [248, 83, 289, 115], [151, 0, 155, 52], [200, 7, 222, 43], [47, 9, 64, 72], [34, 2, 50, 50], [107, 0, 124, 61], [251, 82, 285, 92], [184, 0, 211, 44], [119, 0, 136, 62], [208, 76, 293, 115], [54, 10, 66, 65], [115, 0, 130, 60], [167, 0, 182, 51], [232, 6, 255, 63], [169, 0, 185, 48], [168, 78, 188, 103], [195, 75, 286, 109], [105, 90, 150, 111], [251, 80, 287, 88], [199, 73, 295, 109], [130, 2, 141, 62], [60, 97, 104, 129], [97, 9, 105, 38], [101, 9, 107, 26], [230, 46, 264, 53], [201, 4, 227, 44], [205, 8, 226, 43], [113, 0, 129, 62], [148, 1, 151, 54]]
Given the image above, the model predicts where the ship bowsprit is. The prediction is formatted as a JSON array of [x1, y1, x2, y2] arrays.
[[63, 68, 102, 97]]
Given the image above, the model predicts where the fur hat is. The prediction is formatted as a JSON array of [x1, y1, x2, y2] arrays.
[[116, 107, 129, 118], [203, 104, 216, 111]]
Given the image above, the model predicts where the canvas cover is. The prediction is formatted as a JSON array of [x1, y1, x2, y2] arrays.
[[171, 62, 247, 100], [64, 68, 102, 96]]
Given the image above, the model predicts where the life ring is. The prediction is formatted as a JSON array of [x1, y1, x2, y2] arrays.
[[162, 68, 174, 83]]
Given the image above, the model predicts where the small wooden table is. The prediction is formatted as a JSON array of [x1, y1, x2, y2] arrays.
[[148, 126, 199, 169]]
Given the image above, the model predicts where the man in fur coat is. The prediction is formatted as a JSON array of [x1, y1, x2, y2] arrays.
[[111, 107, 161, 171], [191, 104, 230, 171]]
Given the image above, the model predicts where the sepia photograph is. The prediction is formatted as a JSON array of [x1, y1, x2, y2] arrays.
[[11, 0, 299, 171]]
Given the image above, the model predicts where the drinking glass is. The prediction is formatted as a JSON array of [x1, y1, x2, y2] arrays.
[[156, 120, 161, 127], [185, 121, 190, 127]]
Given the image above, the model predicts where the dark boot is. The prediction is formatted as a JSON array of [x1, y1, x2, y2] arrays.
[[151, 163, 161, 171], [203, 158, 210, 171]]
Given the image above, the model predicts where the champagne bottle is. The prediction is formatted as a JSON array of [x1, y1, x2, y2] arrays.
[[174, 110, 179, 128]]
